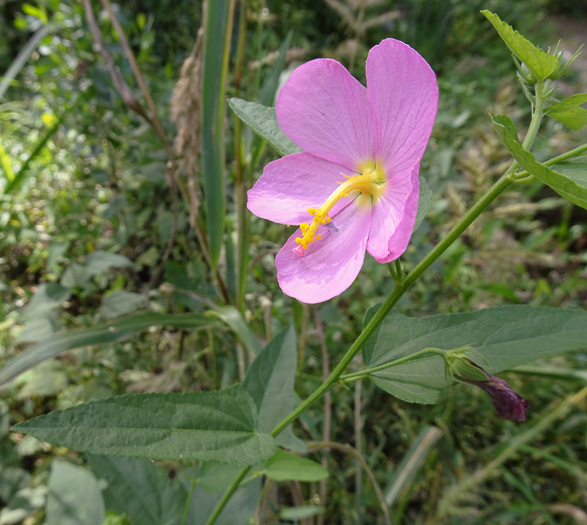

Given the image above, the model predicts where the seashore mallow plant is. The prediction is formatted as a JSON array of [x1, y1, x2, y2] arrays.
[[4, 9, 587, 524]]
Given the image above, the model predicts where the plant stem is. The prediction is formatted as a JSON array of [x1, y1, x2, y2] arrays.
[[340, 348, 445, 383], [271, 171, 515, 439], [206, 170, 516, 525], [205, 73, 554, 525], [204, 466, 251, 525]]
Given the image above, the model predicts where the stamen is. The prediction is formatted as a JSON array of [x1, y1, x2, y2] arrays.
[[294, 162, 386, 255]]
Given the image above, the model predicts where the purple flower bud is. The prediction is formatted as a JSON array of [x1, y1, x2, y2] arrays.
[[459, 374, 529, 421]]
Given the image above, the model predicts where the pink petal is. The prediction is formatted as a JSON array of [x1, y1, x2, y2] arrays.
[[366, 165, 415, 262], [276, 59, 374, 172], [366, 39, 438, 173], [276, 202, 371, 303], [370, 164, 420, 263], [247, 153, 356, 225]]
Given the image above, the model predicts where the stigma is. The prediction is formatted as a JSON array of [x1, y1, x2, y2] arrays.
[[294, 161, 386, 254]]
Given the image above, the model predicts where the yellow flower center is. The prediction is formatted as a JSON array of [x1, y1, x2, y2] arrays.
[[294, 161, 386, 253]]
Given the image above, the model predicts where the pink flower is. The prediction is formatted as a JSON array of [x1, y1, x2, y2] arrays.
[[248, 39, 438, 303]]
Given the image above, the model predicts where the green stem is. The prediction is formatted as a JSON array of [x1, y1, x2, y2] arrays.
[[207, 169, 516, 525], [181, 479, 197, 525], [205, 74, 553, 525], [204, 466, 251, 525], [521, 81, 546, 150], [340, 348, 445, 384], [271, 171, 515, 439]]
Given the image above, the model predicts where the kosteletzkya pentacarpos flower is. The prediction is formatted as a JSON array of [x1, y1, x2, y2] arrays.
[[248, 39, 438, 303]]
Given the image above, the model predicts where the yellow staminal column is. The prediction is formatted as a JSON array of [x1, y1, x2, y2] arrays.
[[294, 163, 386, 255]]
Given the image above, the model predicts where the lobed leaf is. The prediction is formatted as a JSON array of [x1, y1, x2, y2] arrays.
[[481, 10, 558, 81], [362, 306, 587, 404], [13, 384, 276, 466], [228, 98, 302, 157], [492, 113, 587, 209]]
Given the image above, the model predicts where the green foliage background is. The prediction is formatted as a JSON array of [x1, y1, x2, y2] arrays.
[[0, 0, 586, 523]]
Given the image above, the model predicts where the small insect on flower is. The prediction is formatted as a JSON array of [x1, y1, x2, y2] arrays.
[[248, 39, 438, 303]]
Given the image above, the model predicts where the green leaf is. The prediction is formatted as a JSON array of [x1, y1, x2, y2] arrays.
[[0, 25, 50, 100], [492, 113, 587, 209], [243, 326, 305, 451], [264, 448, 328, 482], [45, 461, 105, 525], [228, 98, 302, 157], [87, 455, 186, 525], [0, 312, 214, 388], [481, 10, 558, 81], [3, 118, 60, 194], [99, 291, 144, 319], [13, 384, 276, 465], [362, 306, 587, 404], [202, 0, 232, 267], [16, 360, 68, 399], [546, 93, 587, 130], [414, 176, 432, 232], [208, 305, 262, 356], [61, 250, 133, 288], [0, 142, 14, 182]]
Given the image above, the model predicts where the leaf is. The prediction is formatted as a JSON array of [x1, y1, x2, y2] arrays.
[[492, 113, 587, 209], [546, 93, 587, 130], [3, 118, 61, 194], [208, 305, 262, 356], [87, 455, 186, 525], [264, 448, 328, 482], [414, 176, 432, 232], [0, 142, 14, 182], [16, 360, 68, 399], [481, 10, 558, 81], [228, 98, 302, 157], [550, 157, 587, 203], [61, 250, 133, 288], [243, 326, 305, 451], [0, 25, 50, 100], [362, 306, 587, 404], [0, 312, 215, 388], [45, 461, 105, 525], [99, 291, 144, 319], [12, 384, 276, 466], [202, 0, 232, 268], [23, 282, 69, 319]]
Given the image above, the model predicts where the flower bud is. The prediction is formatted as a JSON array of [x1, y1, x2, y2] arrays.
[[459, 373, 530, 421], [516, 62, 537, 86], [443, 346, 529, 421], [548, 51, 568, 80]]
